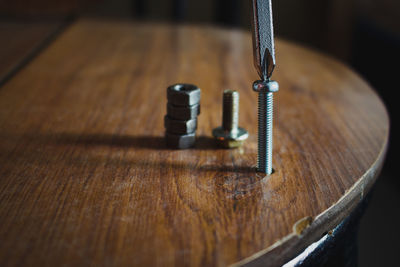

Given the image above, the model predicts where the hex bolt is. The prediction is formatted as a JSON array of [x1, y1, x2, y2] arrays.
[[212, 90, 248, 148]]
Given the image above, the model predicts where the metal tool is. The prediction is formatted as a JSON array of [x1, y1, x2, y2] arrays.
[[212, 90, 248, 148], [251, 0, 279, 174]]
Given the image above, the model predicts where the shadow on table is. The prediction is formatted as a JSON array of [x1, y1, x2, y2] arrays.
[[3, 132, 257, 174], [46, 133, 218, 150]]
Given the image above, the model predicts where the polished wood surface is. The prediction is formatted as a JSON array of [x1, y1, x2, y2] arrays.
[[0, 19, 389, 266], [0, 21, 62, 84]]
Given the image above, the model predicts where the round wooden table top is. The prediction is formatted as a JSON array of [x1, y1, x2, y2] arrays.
[[0, 19, 389, 267]]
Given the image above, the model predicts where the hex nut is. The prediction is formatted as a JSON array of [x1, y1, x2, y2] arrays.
[[164, 116, 197, 134], [165, 132, 196, 149], [167, 103, 200, 120], [167, 84, 201, 106]]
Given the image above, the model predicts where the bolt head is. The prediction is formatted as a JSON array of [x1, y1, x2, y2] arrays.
[[212, 127, 249, 148], [253, 80, 279, 93]]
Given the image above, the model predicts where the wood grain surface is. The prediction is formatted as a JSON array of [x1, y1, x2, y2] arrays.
[[0, 21, 63, 84], [0, 19, 389, 266]]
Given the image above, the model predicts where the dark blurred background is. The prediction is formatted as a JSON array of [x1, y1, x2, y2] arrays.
[[1, 0, 399, 266]]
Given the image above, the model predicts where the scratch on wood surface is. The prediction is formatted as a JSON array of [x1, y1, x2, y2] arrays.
[[293, 216, 313, 236]]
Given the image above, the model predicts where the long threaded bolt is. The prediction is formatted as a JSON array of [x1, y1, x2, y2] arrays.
[[253, 80, 279, 174], [212, 90, 248, 148]]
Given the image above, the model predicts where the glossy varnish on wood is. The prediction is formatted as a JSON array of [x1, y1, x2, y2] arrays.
[[0, 19, 389, 266]]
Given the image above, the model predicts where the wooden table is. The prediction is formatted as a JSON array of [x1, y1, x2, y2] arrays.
[[0, 19, 389, 266], [0, 21, 64, 85]]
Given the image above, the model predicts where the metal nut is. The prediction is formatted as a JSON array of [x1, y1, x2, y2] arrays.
[[167, 103, 200, 120], [164, 116, 197, 134], [167, 84, 201, 106], [165, 132, 196, 149]]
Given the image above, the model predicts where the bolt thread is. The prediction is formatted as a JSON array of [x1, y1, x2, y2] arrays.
[[222, 90, 239, 132], [257, 91, 273, 174]]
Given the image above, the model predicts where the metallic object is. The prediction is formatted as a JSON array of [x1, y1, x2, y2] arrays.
[[167, 84, 201, 106], [167, 103, 200, 120], [251, 0, 275, 80], [165, 83, 201, 149], [212, 90, 248, 148], [251, 0, 279, 174], [165, 132, 196, 149], [164, 116, 197, 134], [253, 80, 279, 174]]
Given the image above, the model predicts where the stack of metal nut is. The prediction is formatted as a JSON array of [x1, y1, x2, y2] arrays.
[[165, 84, 201, 149]]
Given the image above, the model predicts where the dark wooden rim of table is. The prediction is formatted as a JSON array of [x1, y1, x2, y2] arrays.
[[237, 139, 388, 266]]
